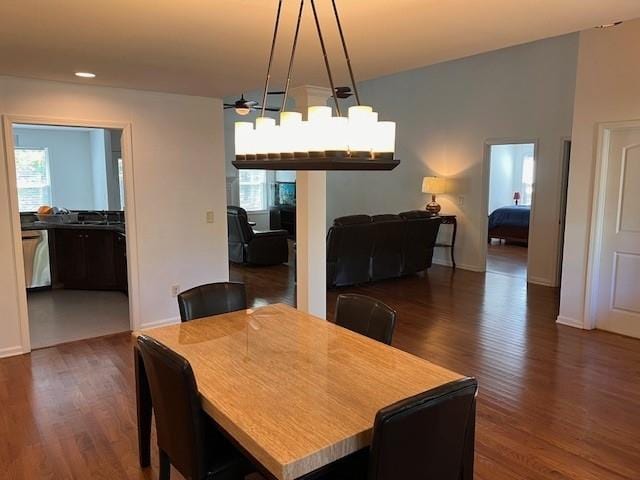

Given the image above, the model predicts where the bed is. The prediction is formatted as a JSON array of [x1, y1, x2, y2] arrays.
[[488, 205, 530, 244]]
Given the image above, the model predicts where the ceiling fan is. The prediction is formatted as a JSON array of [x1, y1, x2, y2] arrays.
[[224, 94, 280, 116]]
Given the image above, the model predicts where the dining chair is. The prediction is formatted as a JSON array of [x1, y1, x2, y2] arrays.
[[334, 294, 397, 345], [137, 335, 252, 480], [178, 282, 247, 322], [302, 377, 478, 480]]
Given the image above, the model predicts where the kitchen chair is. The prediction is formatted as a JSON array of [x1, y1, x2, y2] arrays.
[[302, 377, 478, 480], [178, 282, 247, 322], [334, 294, 396, 345], [136, 335, 252, 480]]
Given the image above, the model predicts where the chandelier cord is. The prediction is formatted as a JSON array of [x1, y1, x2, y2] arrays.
[[310, 0, 341, 116], [331, 0, 361, 106], [281, 0, 305, 111], [261, 0, 284, 117]]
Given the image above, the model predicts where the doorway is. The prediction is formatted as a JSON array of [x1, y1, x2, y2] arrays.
[[485, 142, 536, 279], [8, 121, 132, 349]]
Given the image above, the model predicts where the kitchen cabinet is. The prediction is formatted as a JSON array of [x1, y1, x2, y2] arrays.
[[53, 228, 126, 291]]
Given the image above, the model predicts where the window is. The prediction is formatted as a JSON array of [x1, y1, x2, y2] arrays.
[[15, 148, 52, 211], [239, 170, 267, 211], [521, 155, 535, 205], [117, 157, 125, 208]]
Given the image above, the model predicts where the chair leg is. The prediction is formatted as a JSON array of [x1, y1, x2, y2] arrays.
[[159, 449, 171, 480]]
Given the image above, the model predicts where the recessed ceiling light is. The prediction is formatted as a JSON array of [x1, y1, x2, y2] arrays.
[[75, 72, 96, 78], [595, 21, 623, 29]]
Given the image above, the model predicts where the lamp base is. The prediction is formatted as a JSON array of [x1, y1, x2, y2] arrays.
[[425, 201, 441, 215]]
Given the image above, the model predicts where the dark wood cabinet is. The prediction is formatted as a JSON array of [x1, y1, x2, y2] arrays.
[[114, 232, 128, 293], [53, 228, 126, 291]]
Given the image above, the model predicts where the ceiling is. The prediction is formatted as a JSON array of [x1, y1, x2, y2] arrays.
[[1, 0, 639, 99]]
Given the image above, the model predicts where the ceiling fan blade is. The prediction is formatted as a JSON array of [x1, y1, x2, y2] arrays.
[[336, 92, 354, 99], [267, 91, 286, 95], [335, 86, 351, 93], [251, 106, 280, 112], [244, 101, 258, 107], [223, 104, 234, 108]]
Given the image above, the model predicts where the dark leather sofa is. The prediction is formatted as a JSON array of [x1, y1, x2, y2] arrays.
[[327, 211, 441, 287], [227, 206, 289, 266]]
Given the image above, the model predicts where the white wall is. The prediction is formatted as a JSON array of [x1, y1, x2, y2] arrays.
[[558, 19, 640, 328], [0, 76, 228, 356], [13, 127, 97, 210], [326, 34, 578, 284]]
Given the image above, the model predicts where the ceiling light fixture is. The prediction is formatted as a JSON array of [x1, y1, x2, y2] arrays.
[[233, 0, 399, 171], [75, 72, 96, 78]]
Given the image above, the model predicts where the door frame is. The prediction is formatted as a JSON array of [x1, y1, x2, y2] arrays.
[[555, 137, 572, 287], [481, 138, 539, 281], [584, 119, 640, 330], [1, 115, 141, 354]]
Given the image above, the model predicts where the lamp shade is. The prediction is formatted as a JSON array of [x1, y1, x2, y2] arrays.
[[422, 176, 445, 194], [513, 192, 521, 200]]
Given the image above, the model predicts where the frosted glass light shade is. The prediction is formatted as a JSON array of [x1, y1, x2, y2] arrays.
[[255, 117, 276, 155], [280, 112, 302, 154], [308, 106, 332, 122], [348, 105, 373, 121], [422, 176, 446, 194], [374, 121, 396, 154], [326, 117, 348, 152], [234, 122, 253, 156]]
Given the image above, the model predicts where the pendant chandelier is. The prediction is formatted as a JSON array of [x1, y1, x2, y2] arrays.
[[233, 0, 399, 171]]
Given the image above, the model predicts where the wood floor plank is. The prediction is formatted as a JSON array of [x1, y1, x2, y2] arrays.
[[0, 264, 638, 479]]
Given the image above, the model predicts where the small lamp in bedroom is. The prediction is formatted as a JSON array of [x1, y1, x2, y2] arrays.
[[422, 176, 445, 214], [513, 191, 521, 206]]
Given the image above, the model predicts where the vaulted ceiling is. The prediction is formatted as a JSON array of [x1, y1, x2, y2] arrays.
[[1, 0, 639, 98]]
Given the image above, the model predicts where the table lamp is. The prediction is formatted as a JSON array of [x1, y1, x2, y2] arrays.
[[422, 176, 445, 214], [513, 192, 521, 205]]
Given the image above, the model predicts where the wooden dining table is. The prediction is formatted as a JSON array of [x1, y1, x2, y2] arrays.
[[133, 303, 470, 480]]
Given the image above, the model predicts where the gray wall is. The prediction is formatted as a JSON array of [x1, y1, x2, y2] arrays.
[[326, 34, 579, 285]]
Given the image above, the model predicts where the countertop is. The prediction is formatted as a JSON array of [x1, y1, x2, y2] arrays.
[[21, 222, 126, 234]]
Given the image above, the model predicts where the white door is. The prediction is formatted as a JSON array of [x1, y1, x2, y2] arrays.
[[596, 126, 640, 338]]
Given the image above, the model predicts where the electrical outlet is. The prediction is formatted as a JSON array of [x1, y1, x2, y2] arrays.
[[206, 210, 214, 223], [171, 284, 180, 297], [457, 196, 465, 207]]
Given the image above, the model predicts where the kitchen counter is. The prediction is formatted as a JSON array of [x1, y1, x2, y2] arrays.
[[22, 222, 125, 234]]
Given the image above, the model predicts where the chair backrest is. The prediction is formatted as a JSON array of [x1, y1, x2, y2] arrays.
[[137, 335, 207, 480], [326, 215, 375, 287], [178, 282, 247, 322], [368, 378, 478, 480], [334, 293, 397, 345], [227, 206, 254, 243], [399, 211, 442, 275]]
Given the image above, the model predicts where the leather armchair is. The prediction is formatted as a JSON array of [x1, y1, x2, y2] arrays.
[[227, 206, 289, 266]]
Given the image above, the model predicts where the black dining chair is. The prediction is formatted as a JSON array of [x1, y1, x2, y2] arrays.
[[178, 282, 247, 322], [302, 377, 478, 480], [334, 294, 397, 345], [137, 335, 252, 480]]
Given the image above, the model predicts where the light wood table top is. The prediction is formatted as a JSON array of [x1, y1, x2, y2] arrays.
[[134, 303, 464, 480]]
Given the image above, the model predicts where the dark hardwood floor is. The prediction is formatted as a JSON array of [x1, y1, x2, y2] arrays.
[[1, 263, 639, 479]]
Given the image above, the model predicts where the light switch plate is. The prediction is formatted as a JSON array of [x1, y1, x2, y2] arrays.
[[457, 196, 464, 207], [206, 211, 214, 223]]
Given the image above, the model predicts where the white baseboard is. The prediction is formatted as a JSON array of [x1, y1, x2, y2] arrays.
[[139, 316, 180, 330], [556, 315, 584, 329], [528, 276, 557, 287], [0, 345, 26, 359]]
